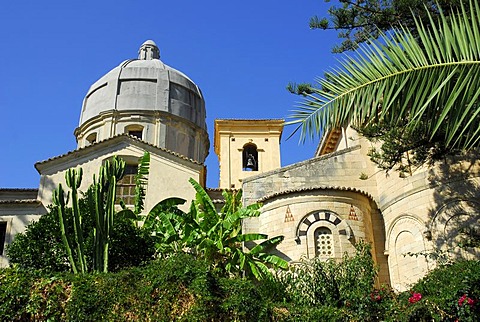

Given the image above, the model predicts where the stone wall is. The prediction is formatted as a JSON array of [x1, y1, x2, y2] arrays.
[[242, 135, 480, 290]]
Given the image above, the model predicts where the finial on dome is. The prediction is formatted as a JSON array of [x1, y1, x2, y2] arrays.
[[138, 40, 160, 60]]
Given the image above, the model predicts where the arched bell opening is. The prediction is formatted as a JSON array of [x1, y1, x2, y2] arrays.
[[242, 143, 258, 171]]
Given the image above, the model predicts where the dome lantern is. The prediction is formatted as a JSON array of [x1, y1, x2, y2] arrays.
[[138, 40, 160, 60]]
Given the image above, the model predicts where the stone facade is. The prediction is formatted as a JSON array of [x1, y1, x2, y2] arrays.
[[242, 129, 480, 291]]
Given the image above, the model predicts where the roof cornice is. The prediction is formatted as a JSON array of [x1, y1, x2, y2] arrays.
[[35, 134, 203, 174]]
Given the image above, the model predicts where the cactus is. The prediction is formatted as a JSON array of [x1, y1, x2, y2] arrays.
[[52, 168, 87, 273], [89, 156, 125, 273], [52, 154, 147, 273]]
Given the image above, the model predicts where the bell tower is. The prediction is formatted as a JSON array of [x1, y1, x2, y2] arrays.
[[214, 119, 283, 189]]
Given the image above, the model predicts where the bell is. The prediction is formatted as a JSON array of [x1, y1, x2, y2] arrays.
[[246, 156, 255, 169]]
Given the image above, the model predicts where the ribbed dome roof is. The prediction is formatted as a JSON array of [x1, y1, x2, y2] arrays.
[[75, 40, 209, 163], [78, 40, 206, 131]]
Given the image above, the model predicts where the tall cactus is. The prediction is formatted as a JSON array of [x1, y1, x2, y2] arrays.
[[52, 168, 87, 273], [88, 156, 125, 273], [52, 154, 146, 273]]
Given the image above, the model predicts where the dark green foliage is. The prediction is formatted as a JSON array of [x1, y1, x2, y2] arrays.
[[6, 206, 70, 272], [277, 242, 387, 321], [396, 260, 480, 321], [2, 247, 479, 321], [7, 202, 155, 273], [141, 179, 288, 281], [0, 254, 274, 321], [315, 0, 469, 53], [105, 212, 155, 272]]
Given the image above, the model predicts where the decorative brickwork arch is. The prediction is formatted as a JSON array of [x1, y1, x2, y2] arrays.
[[295, 210, 353, 258], [295, 210, 352, 242]]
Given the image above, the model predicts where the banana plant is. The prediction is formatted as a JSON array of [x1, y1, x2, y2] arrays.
[[187, 179, 288, 280], [144, 178, 288, 280], [141, 197, 187, 255]]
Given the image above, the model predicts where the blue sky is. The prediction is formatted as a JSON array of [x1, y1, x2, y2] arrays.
[[0, 0, 342, 188]]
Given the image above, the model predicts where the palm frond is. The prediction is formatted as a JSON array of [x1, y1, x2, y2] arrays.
[[288, 0, 480, 152]]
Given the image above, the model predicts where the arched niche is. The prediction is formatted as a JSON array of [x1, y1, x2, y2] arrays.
[[386, 214, 429, 292], [429, 199, 480, 260]]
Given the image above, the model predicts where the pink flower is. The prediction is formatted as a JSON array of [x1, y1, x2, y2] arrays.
[[459, 294, 476, 307], [409, 292, 422, 304], [370, 290, 382, 302], [467, 297, 475, 307]]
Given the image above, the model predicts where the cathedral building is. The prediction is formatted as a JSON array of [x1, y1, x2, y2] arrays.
[[1, 40, 479, 291]]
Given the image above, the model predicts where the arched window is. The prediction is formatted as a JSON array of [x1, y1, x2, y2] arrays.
[[125, 125, 143, 140], [315, 227, 334, 258], [86, 133, 97, 146], [242, 143, 258, 171]]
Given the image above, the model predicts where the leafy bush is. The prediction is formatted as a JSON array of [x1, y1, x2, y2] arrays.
[[395, 260, 480, 321], [7, 206, 70, 272], [3, 243, 479, 321], [0, 254, 276, 321], [7, 203, 155, 273], [279, 243, 391, 321]]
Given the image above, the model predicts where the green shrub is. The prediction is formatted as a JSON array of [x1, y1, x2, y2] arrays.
[[3, 249, 477, 321], [6, 206, 70, 272], [277, 242, 382, 320], [396, 260, 480, 321], [0, 254, 274, 321], [7, 204, 155, 273]]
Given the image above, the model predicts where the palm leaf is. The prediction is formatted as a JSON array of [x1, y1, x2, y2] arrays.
[[288, 0, 480, 152]]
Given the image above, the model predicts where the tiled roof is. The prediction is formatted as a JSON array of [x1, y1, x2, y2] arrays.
[[205, 188, 239, 192], [0, 199, 41, 205], [35, 134, 203, 168], [257, 185, 374, 203], [214, 118, 284, 122]]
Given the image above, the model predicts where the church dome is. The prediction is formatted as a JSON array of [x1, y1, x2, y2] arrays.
[[75, 40, 209, 163]]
